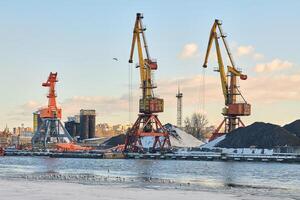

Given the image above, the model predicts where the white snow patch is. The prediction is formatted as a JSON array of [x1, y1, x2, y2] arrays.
[[221, 148, 274, 155], [170, 126, 204, 147], [0, 179, 238, 200], [200, 135, 226, 149], [140, 124, 203, 148], [199, 135, 274, 155]]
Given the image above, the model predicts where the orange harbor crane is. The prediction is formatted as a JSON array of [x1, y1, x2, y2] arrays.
[[32, 72, 73, 149], [39, 72, 62, 119], [124, 13, 171, 152], [203, 19, 251, 141]]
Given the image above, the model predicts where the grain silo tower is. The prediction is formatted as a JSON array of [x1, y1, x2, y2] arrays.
[[80, 109, 96, 140]]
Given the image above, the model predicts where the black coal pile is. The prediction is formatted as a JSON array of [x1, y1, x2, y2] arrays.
[[102, 134, 126, 147], [217, 122, 300, 148], [283, 120, 300, 138]]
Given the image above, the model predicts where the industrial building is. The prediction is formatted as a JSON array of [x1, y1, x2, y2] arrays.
[[33, 112, 42, 133], [0, 127, 11, 147], [80, 109, 96, 140], [65, 110, 96, 140], [65, 120, 80, 138], [64, 110, 97, 141]]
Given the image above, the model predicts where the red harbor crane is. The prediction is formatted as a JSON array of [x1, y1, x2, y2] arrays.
[[39, 72, 62, 119]]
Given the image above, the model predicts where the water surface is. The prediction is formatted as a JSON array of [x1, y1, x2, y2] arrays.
[[0, 157, 299, 199]]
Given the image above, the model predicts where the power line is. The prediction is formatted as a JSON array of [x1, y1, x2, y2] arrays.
[[128, 63, 133, 124]]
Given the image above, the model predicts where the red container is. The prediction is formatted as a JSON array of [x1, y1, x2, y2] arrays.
[[227, 103, 251, 116], [139, 98, 163, 113], [149, 98, 163, 112], [145, 59, 158, 70]]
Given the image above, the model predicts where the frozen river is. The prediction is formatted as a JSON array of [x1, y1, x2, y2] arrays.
[[0, 156, 299, 199]]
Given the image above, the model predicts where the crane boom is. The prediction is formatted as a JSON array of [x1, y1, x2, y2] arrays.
[[42, 72, 58, 110], [128, 13, 163, 113], [203, 19, 248, 106], [39, 72, 62, 119]]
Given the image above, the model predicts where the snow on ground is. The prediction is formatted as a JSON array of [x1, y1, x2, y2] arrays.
[[221, 148, 274, 155], [199, 135, 274, 155], [170, 126, 204, 147], [141, 124, 203, 148], [0, 179, 276, 200], [200, 135, 226, 149]]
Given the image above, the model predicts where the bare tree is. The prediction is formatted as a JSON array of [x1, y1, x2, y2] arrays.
[[184, 113, 208, 140]]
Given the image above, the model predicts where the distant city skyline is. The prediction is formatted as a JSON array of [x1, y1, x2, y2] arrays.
[[0, 0, 300, 129]]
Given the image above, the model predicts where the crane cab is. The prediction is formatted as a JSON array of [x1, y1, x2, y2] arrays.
[[240, 74, 247, 80], [223, 103, 251, 116], [139, 98, 164, 113], [145, 59, 158, 70]]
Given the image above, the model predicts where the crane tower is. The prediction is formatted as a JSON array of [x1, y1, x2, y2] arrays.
[[124, 13, 171, 152], [176, 87, 183, 128]]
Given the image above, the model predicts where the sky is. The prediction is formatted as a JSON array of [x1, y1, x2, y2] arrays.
[[0, 0, 300, 129]]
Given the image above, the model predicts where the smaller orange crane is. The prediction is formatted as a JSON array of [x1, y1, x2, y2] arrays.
[[32, 72, 73, 149]]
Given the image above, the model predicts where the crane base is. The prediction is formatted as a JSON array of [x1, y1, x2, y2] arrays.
[[124, 114, 171, 152], [209, 117, 245, 142], [32, 118, 73, 150]]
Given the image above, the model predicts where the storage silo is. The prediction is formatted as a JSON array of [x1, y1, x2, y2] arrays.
[[65, 121, 77, 138], [80, 109, 96, 140], [80, 112, 89, 140], [88, 114, 96, 138], [75, 122, 81, 137]]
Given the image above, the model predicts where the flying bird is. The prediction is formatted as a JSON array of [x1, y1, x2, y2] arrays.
[[113, 58, 119, 61]]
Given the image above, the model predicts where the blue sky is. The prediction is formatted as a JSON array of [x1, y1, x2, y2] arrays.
[[0, 0, 300, 128]]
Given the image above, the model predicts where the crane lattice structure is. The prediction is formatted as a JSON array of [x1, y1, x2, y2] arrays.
[[176, 87, 183, 128], [124, 13, 171, 152], [202, 19, 251, 141]]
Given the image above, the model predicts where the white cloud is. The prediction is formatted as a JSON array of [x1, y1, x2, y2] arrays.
[[61, 96, 131, 119], [237, 45, 255, 56], [235, 45, 264, 60], [9, 70, 300, 127], [7, 95, 135, 127], [254, 59, 293, 73], [6, 100, 44, 125], [157, 72, 300, 106], [253, 53, 264, 60], [178, 43, 199, 59]]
